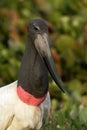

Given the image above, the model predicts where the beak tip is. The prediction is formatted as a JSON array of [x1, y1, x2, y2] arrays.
[[59, 84, 66, 93], [60, 85, 68, 95]]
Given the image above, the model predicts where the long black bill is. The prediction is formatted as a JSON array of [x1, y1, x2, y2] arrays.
[[35, 33, 66, 93]]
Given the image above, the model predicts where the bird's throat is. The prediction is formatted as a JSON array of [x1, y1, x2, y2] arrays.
[[17, 39, 48, 98]]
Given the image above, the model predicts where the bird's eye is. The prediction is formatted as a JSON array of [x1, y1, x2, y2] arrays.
[[33, 24, 40, 31]]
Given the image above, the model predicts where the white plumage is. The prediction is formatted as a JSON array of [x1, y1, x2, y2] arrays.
[[0, 81, 50, 130]]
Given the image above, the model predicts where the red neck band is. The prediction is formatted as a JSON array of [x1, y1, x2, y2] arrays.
[[17, 86, 47, 106]]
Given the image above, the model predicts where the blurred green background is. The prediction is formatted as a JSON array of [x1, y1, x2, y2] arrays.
[[0, 0, 87, 129]]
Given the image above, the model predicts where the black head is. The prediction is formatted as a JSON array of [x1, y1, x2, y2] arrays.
[[27, 19, 48, 44], [28, 19, 48, 34], [27, 19, 66, 93]]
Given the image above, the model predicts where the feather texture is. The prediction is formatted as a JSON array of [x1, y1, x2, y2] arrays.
[[0, 81, 50, 130]]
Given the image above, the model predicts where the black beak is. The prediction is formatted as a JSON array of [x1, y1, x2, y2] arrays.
[[35, 33, 66, 93]]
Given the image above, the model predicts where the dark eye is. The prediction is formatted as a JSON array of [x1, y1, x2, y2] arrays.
[[33, 24, 40, 31]]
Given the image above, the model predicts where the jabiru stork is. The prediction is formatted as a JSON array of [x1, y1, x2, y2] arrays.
[[0, 19, 66, 130]]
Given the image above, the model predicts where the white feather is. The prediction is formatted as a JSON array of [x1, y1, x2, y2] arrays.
[[0, 81, 50, 130]]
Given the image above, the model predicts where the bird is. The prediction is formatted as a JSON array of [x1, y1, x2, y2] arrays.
[[0, 19, 66, 130]]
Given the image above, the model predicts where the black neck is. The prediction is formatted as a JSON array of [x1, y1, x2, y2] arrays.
[[17, 38, 48, 98]]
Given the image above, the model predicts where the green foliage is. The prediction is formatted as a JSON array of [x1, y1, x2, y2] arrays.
[[0, 0, 87, 129]]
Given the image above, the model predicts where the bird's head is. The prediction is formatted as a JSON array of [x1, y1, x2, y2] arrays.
[[27, 19, 66, 93]]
